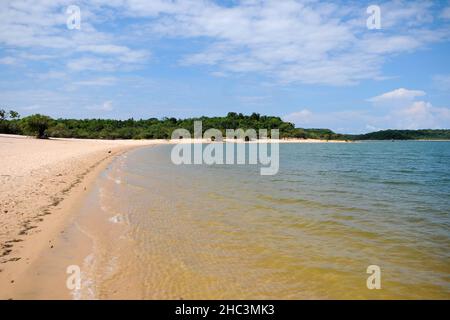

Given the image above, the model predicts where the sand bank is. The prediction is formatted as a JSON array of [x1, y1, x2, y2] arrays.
[[0, 134, 170, 298]]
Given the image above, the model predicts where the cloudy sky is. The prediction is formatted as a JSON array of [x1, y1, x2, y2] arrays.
[[0, 0, 449, 133]]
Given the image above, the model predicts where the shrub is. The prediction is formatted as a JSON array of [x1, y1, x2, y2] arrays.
[[23, 114, 52, 139]]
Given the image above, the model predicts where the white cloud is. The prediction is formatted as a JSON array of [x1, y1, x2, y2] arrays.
[[19, 53, 56, 61], [78, 44, 132, 55], [366, 88, 450, 130], [285, 87, 450, 132], [284, 109, 374, 132], [72, 77, 118, 86], [0, 1, 448, 85], [283, 109, 314, 125], [380, 1, 434, 27], [138, 0, 449, 85], [86, 100, 114, 111], [67, 57, 117, 72], [77, 45, 149, 63], [0, 89, 75, 115], [0, 1, 150, 72], [0, 56, 18, 65], [22, 104, 42, 111], [368, 88, 426, 103], [102, 100, 114, 111], [393, 101, 450, 129], [33, 71, 67, 80], [285, 103, 450, 133]]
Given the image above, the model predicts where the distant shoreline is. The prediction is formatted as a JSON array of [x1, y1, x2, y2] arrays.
[[2, 111, 449, 141], [2, 133, 450, 143]]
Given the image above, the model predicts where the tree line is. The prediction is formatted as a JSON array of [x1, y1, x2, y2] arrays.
[[349, 129, 450, 140], [0, 110, 344, 140], [1, 109, 449, 140]]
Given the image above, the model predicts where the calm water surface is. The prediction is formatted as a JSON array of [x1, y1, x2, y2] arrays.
[[89, 141, 450, 299]]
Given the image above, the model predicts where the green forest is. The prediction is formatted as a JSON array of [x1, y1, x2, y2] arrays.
[[1, 109, 449, 140], [348, 129, 450, 140]]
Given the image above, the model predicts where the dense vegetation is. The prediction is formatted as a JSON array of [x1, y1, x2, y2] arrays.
[[349, 129, 450, 140], [1, 109, 449, 140], [0, 110, 344, 140]]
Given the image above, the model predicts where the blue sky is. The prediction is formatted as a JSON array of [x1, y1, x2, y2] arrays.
[[0, 0, 450, 133]]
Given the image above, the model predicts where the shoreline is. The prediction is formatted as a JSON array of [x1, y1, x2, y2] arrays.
[[1, 134, 448, 299], [0, 134, 403, 298], [0, 135, 348, 299], [0, 151, 118, 299], [0, 135, 167, 299]]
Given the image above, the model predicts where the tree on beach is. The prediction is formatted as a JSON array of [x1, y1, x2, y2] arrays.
[[23, 114, 52, 139], [0, 109, 5, 121]]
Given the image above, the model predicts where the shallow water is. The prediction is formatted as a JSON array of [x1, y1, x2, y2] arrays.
[[83, 141, 450, 299]]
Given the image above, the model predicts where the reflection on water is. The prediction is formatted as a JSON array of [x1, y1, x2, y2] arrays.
[[85, 142, 450, 299]]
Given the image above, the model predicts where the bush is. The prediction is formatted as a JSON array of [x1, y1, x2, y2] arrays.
[[23, 114, 52, 139]]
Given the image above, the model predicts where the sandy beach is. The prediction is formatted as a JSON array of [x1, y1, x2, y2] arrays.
[[0, 135, 347, 299], [0, 135, 448, 300], [0, 134, 170, 298]]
